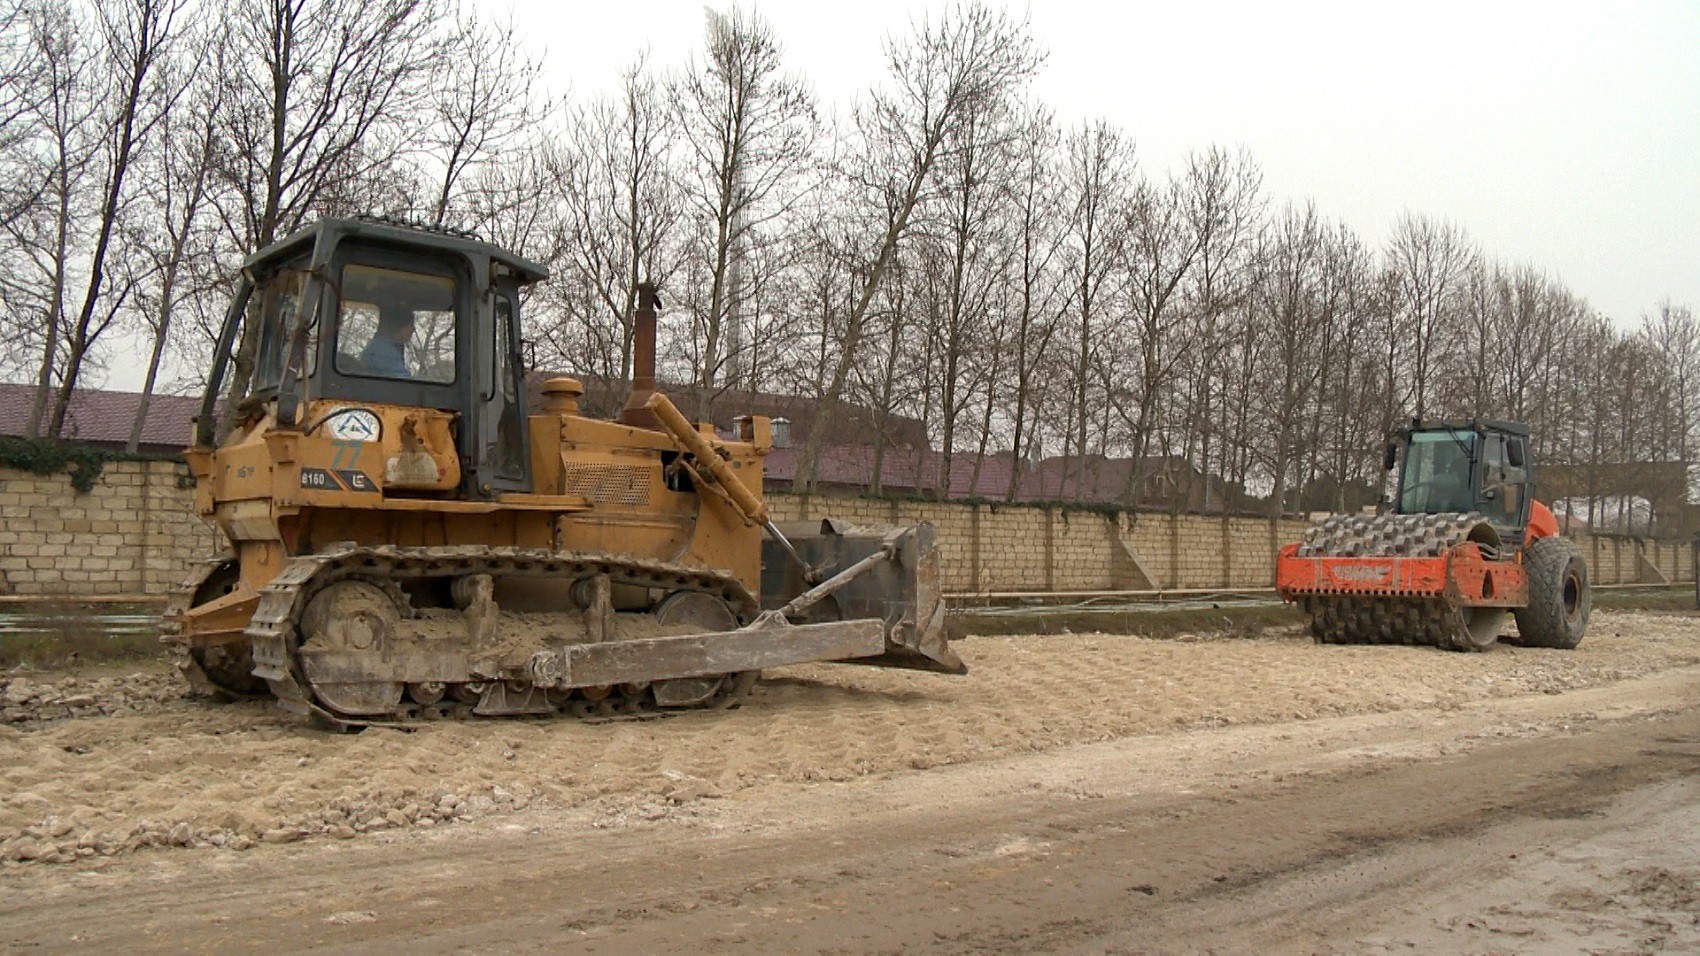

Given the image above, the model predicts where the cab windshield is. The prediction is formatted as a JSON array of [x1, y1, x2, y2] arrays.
[[1398, 431, 1476, 515], [334, 264, 457, 384]]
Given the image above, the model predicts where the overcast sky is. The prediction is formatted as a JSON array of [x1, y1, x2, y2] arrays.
[[500, 0, 1698, 327]]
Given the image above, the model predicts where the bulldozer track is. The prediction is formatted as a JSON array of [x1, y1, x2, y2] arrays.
[[239, 545, 761, 730], [1297, 513, 1504, 652]]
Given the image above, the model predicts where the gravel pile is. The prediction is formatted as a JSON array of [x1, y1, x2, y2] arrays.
[[0, 671, 186, 725]]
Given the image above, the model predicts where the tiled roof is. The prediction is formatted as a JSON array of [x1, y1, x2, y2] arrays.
[[0, 382, 202, 450], [0, 382, 1241, 509], [524, 373, 930, 449], [763, 445, 1015, 497], [760, 444, 1208, 505]]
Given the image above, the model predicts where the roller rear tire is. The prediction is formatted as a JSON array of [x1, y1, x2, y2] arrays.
[[1511, 537, 1590, 649]]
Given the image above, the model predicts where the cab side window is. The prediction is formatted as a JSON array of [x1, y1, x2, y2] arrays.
[[489, 294, 525, 481]]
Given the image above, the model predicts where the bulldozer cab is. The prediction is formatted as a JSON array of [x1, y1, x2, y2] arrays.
[[1391, 420, 1534, 538], [197, 217, 546, 499]]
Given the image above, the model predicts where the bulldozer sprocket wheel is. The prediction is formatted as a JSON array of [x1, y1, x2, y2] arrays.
[[649, 591, 758, 709], [243, 544, 764, 729], [1297, 513, 1507, 651], [161, 556, 272, 700], [1508, 536, 1591, 649]]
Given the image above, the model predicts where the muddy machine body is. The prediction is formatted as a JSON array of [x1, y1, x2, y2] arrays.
[[162, 218, 963, 727]]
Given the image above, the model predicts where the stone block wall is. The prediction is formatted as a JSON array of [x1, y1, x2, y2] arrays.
[[774, 494, 1694, 594], [0, 464, 1690, 600], [0, 462, 221, 598], [1581, 534, 1693, 586]]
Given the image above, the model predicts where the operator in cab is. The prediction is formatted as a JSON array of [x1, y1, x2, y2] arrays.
[[360, 306, 415, 378]]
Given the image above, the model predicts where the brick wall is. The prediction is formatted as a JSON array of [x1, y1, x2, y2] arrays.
[[0, 462, 220, 598], [0, 464, 1690, 600], [775, 494, 1692, 594]]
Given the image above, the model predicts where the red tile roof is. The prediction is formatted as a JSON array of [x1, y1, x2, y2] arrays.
[[766, 445, 1011, 497], [525, 373, 930, 450], [0, 383, 1241, 509], [0, 383, 204, 452], [759, 444, 1210, 505]]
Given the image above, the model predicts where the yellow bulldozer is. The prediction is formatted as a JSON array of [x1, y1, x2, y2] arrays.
[[161, 217, 964, 728]]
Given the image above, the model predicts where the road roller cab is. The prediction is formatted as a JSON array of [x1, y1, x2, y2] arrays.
[[1387, 420, 1558, 548]]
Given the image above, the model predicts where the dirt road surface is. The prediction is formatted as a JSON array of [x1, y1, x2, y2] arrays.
[[3, 610, 1700, 952]]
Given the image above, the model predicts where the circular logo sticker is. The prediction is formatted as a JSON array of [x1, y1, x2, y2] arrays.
[[323, 408, 381, 442]]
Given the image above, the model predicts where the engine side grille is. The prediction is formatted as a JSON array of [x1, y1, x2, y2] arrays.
[[562, 462, 652, 506]]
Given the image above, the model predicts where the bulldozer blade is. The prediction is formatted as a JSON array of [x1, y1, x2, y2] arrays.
[[763, 520, 967, 675], [555, 617, 886, 688]]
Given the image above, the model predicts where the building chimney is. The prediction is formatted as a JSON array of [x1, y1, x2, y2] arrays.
[[770, 417, 791, 448], [621, 283, 662, 430]]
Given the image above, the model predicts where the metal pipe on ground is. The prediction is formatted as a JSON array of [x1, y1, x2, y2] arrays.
[[944, 582, 1683, 609]]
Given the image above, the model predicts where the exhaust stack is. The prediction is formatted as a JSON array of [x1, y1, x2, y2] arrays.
[[621, 282, 662, 429]]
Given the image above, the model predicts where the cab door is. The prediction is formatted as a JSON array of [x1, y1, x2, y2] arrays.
[[1479, 433, 1531, 538], [468, 280, 531, 496]]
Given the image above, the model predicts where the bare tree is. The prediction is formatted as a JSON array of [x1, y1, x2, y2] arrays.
[[1449, 257, 1499, 416], [1173, 146, 1261, 508], [668, 5, 817, 420], [422, 7, 544, 228], [1249, 202, 1330, 513], [854, 256, 908, 495], [1113, 167, 1206, 506], [1492, 265, 1566, 425], [790, 2, 1040, 493], [0, 0, 47, 375], [1058, 119, 1132, 501], [1317, 223, 1378, 512], [46, 0, 186, 439], [13, 0, 98, 437], [1643, 299, 1700, 466], [1000, 104, 1067, 500], [548, 56, 681, 410], [215, 0, 448, 419], [467, 135, 562, 264], [0, 0, 52, 231], [129, 13, 226, 451], [929, 93, 1018, 497], [1387, 211, 1476, 419]]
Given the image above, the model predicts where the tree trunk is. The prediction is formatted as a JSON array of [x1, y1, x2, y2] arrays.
[[27, 167, 72, 440]]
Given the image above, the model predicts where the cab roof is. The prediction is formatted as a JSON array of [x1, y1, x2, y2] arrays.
[[1402, 418, 1531, 438], [242, 216, 549, 285]]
